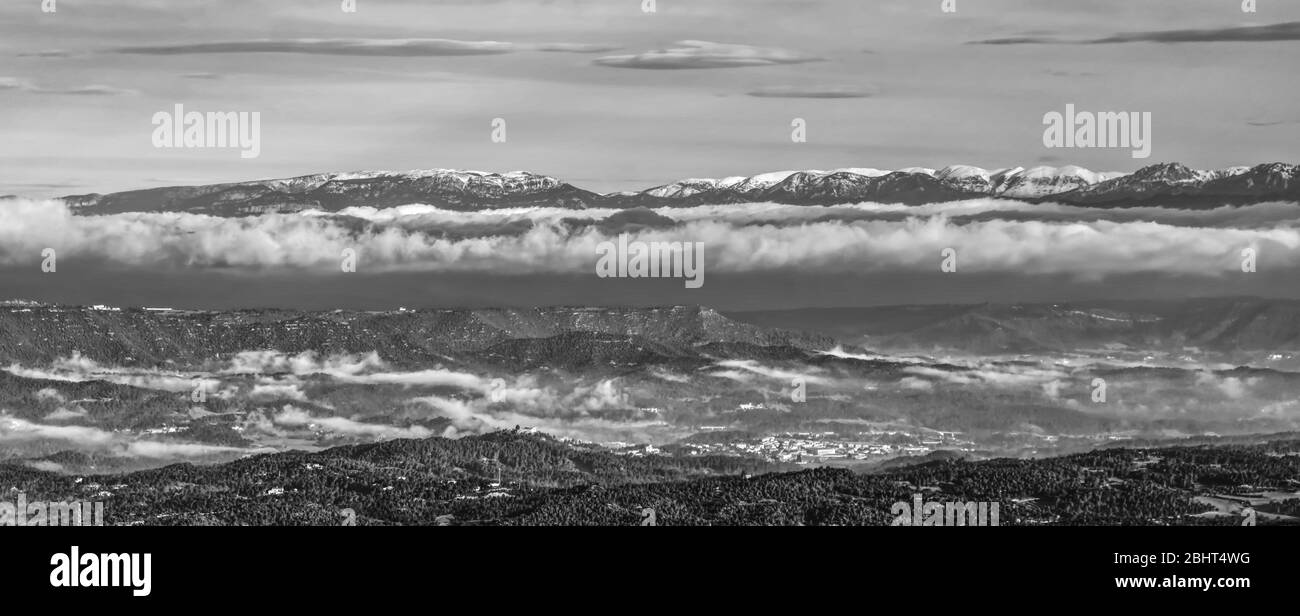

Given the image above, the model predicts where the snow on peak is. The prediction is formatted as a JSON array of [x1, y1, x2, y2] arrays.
[[642, 169, 888, 197], [992, 165, 1120, 198], [258, 169, 562, 195]]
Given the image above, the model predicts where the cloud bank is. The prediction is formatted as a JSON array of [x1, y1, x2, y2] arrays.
[[595, 41, 822, 69], [972, 21, 1300, 45], [747, 85, 876, 99], [3, 198, 1300, 281], [113, 38, 614, 57]]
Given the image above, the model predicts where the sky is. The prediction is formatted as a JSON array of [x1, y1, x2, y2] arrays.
[[2, 0, 1299, 197]]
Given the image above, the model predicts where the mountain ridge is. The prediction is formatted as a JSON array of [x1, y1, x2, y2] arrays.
[[728, 296, 1300, 355], [56, 162, 1300, 216], [0, 303, 835, 368]]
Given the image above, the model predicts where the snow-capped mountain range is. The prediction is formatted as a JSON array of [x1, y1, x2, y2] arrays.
[[56, 162, 1300, 216]]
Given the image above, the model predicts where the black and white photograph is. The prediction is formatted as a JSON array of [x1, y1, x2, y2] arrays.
[[1, 0, 1295, 600]]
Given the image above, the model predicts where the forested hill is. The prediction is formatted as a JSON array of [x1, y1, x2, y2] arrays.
[[3, 431, 1298, 526]]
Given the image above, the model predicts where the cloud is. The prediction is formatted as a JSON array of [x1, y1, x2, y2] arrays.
[[410, 392, 672, 443], [968, 36, 1059, 45], [269, 406, 435, 439], [0, 414, 248, 462], [17, 50, 72, 58], [3, 350, 671, 444], [899, 377, 933, 391], [971, 21, 1300, 45], [224, 350, 385, 377], [225, 350, 493, 390], [123, 440, 249, 458], [1194, 371, 1258, 400], [747, 85, 876, 99], [6, 405, 251, 466], [5, 198, 1300, 281], [816, 346, 930, 365], [1045, 69, 1096, 78], [1089, 21, 1300, 44], [1246, 119, 1295, 127], [249, 383, 308, 401], [113, 38, 617, 57], [411, 395, 479, 424], [595, 40, 822, 69], [181, 72, 223, 80], [902, 363, 1068, 388], [1042, 380, 1064, 399], [34, 388, 66, 403], [0, 77, 134, 96], [711, 360, 830, 384], [530, 43, 621, 53], [0, 415, 115, 446], [4, 352, 219, 393], [43, 407, 89, 421]]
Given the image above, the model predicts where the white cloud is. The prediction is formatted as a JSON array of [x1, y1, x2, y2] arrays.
[[595, 41, 822, 69], [4, 352, 217, 393], [271, 406, 434, 439], [4, 198, 1298, 280]]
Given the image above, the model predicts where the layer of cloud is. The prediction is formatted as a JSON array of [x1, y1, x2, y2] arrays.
[[268, 406, 434, 440], [0, 414, 251, 459], [224, 350, 385, 377], [747, 85, 876, 99], [16, 50, 71, 58], [595, 40, 822, 69], [1091, 21, 1300, 44], [710, 360, 831, 385], [4, 352, 220, 393], [5, 198, 1300, 280], [113, 38, 614, 57], [972, 21, 1300, 45], [531, 43, 621, 53], [0, 77, 133, 96]]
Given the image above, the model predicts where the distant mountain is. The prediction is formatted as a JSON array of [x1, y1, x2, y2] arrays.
[[1043, 162, 1297, 207], [991, 165, 1124, 198], [0, 304, 834, 368], [10, 299, 1300, 365], [729, 297, 1300, 355], [63, 169, 601, 216], [59, 162, 1299, 215]]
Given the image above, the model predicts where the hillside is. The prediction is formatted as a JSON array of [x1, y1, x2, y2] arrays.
[[4, 430, 1296, 526]]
